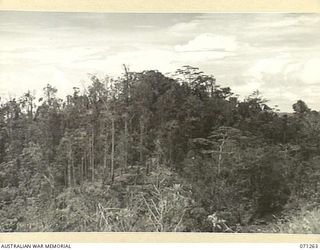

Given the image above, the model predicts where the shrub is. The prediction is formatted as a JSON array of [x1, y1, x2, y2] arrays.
[[273, 207, 320, 233]]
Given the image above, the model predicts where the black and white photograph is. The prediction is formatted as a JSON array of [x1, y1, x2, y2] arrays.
[[0, 11, 320, 233]]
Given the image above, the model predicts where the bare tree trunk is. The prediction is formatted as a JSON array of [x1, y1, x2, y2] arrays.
[[64, 166, 67, 187], [81, 156, 84, 184], [123, 65, 130, 174], [91, 128, 95, 182], [139, 118, 144, 172], [88, 137, 92, 180], [67, 145, 72, 187], [111, 116, 115, 183], [124, 114, 128, 172], [29, 97, 34, 120], [217, 138, 226, 175], [71, 151, 76, 186], [103, 130, 108, 185], [169, 132, 173, 169], [103, 144, 107, 173], [84, 151, 87, 181]]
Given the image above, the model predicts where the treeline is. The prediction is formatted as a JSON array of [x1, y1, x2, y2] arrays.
[[0, 66, 319, 232]]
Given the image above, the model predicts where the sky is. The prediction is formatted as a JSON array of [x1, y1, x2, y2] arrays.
[[0, 12, 320, 112]]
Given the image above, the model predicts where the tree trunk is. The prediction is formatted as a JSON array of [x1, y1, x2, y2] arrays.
[[64, 166, 68, 187], [88, 137, 92, 180], [91, 128, 95, 182], [123, 65, 130, 173], [139, 118, 144, 172], [111, 116, 115, 183], [67, 145, 72, 187], [169, 132, 173, 169], [71, 151, 76, 186], [103, 130, 108, 185], [29, 99, 34, 120], [124, 114, 128, 172], [217, 138, 226, 175], [84, 151, 87, 181], [81, 156, 84, 184]]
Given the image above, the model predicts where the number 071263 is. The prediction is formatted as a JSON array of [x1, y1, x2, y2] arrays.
[[300, 244, 319, 249]]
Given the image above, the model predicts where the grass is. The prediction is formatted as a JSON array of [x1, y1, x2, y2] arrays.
[[273, 207, 320, 234]]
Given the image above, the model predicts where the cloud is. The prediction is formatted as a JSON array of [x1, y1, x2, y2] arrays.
[[0, 65, 77, 99], [235, 55, 320, 111], [168, 21, 199, 34], [252, 14, 320, 29], [134, 25, 154, 29], [246, 56, 320, 86], [1, 12, 320, 112], [246, 56, 291, 81], [300, 58, 320, 84], [67, 48, 177, 78], [174, 33, 238, 52]]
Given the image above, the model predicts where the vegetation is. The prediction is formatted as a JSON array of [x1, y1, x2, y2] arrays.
[[0, 65, 319, 232]]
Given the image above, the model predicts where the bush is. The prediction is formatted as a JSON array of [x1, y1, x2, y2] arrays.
[[273, 207, 320, 233]]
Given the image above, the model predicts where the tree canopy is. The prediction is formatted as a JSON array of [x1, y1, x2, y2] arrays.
[[0, 66, 319, 233]]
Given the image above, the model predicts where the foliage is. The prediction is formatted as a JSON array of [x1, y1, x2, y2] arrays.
[[0, 67, 319, 232], [273, 207, 320, 234]]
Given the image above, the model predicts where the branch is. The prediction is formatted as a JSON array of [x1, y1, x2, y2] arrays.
[[174, 210, 185, 232], [141, 195, 160, 226]]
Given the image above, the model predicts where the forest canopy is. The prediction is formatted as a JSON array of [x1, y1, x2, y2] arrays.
[[0, 66, 319, 233]]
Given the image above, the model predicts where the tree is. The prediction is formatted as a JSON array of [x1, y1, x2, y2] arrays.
[[293, 100, 310, 114]]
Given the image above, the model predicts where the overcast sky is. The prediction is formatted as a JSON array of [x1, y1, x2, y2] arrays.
[[0, 12, 320, 112]]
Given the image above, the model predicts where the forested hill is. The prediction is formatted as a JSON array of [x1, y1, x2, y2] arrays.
[[0, 66, 319, 232]]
